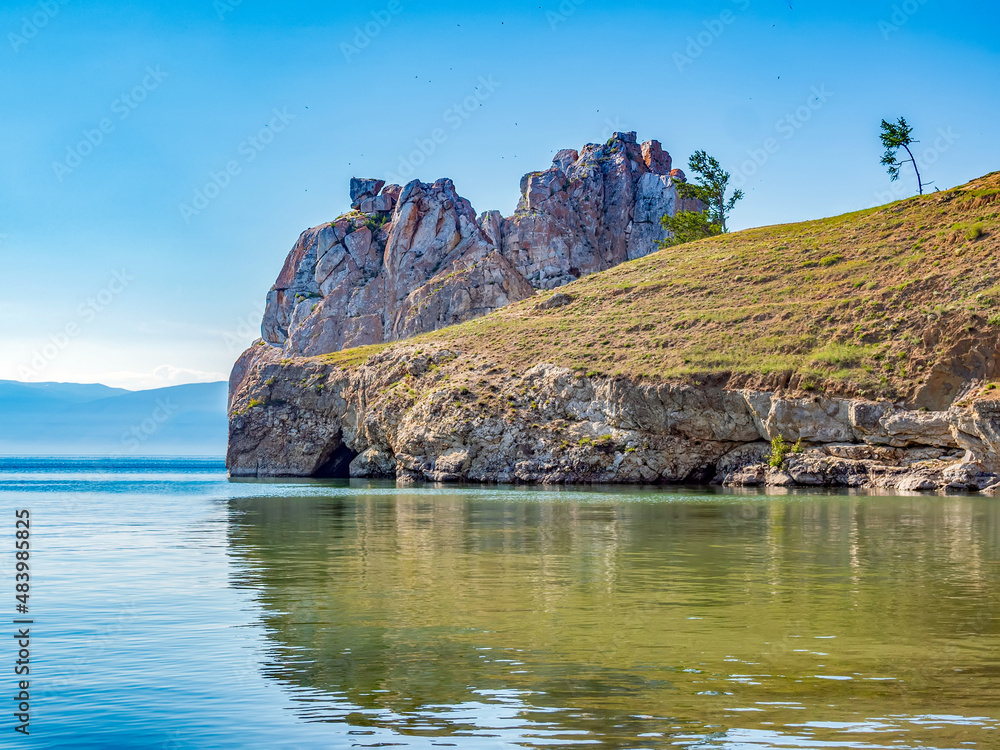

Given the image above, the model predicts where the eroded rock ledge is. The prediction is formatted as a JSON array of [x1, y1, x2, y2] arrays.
[[228, 344, 1000, 494]]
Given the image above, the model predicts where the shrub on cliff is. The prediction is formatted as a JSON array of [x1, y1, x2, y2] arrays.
[[768, 435, 803, 468]]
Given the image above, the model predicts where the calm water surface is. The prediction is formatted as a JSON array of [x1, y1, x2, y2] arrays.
[[1, 457, 998, 749]]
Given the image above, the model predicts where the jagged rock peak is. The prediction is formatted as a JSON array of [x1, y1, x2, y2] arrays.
[[503, 130, 701, 289], [261, 176, 530, 357], [254, 132, 698, 358]]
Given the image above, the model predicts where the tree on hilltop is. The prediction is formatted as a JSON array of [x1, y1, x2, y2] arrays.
[[880, 117, 927, 196]]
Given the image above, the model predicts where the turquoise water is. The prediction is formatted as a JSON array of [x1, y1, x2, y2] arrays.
[[2, 458, 998, 749]]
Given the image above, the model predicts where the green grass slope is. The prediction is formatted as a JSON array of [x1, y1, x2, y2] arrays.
[[323, 172, 1000, 404]]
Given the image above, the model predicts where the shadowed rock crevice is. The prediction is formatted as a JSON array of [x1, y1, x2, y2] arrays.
[[312, 440, 358, 479]]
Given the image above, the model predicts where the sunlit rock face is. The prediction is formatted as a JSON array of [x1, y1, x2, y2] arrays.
[[499, 132, 700, 290], [257, 131, 695, 358], [261, 178, 528, 357]]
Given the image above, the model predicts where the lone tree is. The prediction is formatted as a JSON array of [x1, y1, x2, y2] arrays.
[[880, 117, 926, 195], [660, 150, 743, 247]]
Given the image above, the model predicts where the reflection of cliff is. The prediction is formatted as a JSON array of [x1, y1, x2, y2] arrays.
[[226, 490, 1000, 745]]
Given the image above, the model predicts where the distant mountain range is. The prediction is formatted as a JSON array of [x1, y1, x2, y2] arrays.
[[0, 380, 228, 456]]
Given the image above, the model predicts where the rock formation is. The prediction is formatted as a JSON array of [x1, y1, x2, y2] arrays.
[[228, 139, 1000, 491], [499, 133, 702, 289], [259, 132, 694, 356], [262, 177, 532, 356], [228, 343, 999, 493]]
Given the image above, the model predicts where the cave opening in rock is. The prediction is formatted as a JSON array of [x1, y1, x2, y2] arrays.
[[686, 464, 717, 484], [312, 443, 359, 479]]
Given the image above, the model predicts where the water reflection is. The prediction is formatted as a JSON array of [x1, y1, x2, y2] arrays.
[[227, 487, 1000, 748]]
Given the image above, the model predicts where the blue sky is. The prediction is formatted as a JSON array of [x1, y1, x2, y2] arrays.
[[2, 0, 997, 389]]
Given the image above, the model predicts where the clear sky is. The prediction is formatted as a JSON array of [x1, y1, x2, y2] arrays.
[[2, 0, 997, 389]]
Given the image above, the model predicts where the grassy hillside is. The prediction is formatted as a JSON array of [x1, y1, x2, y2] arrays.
[[323, 172, 1000, 403]]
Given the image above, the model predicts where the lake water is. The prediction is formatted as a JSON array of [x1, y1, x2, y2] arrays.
[[2, 457, 998, 749]]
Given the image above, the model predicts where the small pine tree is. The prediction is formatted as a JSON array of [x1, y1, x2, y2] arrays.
[[659, 151, 743, 248], [676, 150, 744, 232], [659, 209, 722, 248]]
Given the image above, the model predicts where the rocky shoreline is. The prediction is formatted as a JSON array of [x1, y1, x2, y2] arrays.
[[228, 343, 1000, 494]]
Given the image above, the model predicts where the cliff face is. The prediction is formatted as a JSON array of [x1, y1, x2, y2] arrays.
[[261, 177, 533, 356], [228, 343, 999, 494], [259, 132, 692, 356]]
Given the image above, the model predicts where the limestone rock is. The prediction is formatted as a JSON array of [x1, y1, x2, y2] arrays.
[[478, 210, 503, 247], [950, 399, 1000, 472], [392, 251, 535, 341], [536, 292, 573, 311], [349, 447, 396, 478], [552, 149, 579, 171], [742, 391, 855, 443], [641, 140, 672, 174], [227, 346, 1000, 488], [716, 442, 770, 478]]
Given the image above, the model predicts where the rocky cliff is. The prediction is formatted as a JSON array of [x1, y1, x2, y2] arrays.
[[229, 160, 1000, 492], [259, 132, 693, 356], [228, 342, 999, 493]]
